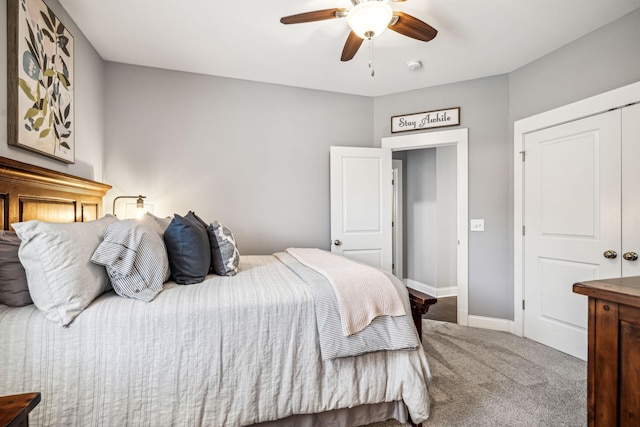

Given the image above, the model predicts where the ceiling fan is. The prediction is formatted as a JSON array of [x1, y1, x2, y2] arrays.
[[280, 0, 437, 62]]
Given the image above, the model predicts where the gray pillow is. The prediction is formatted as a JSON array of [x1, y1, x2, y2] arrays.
[[208, 221, 240, 276], [163, 212, 211, 284], [0, 231, 32, 307]]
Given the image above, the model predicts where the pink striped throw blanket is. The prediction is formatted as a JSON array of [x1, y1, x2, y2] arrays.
[[285, 248, 406, 336]]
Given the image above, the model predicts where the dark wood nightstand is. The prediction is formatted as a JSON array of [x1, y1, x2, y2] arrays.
[[0, 393, 41, 427], [407, 287, 437, 339]]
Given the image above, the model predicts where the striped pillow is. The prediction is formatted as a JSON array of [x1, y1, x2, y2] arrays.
[[91, 217, 170, 302], [13, 215, 118, 326]]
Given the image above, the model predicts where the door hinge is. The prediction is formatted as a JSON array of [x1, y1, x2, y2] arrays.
[[520, 151, 526, 161], [522, 300, 525, 310], [522, 225, 525, 236]]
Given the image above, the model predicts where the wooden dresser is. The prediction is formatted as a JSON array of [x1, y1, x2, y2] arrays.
[[573, 276, 640, 426], [0, 393, 40, 427]]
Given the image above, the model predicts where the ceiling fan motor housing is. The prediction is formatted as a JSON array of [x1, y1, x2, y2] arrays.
[[350, 0, 389, 5], [347, 0, 393, 39]]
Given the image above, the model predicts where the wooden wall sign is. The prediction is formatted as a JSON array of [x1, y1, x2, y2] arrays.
[[391, 107, 460, 133]]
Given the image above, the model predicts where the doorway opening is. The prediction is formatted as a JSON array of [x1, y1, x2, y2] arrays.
[[392, 147, 458, 323], [382, 128, 469, 326]]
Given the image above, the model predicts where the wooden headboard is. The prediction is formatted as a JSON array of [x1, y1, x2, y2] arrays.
[[0, 156, 112, 230]]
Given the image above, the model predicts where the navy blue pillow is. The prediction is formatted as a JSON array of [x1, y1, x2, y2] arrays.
[[163, 212, 211, 284]]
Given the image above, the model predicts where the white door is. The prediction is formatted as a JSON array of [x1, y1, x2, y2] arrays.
[[330, 146, 392, 271], [523, 110, 621, 360], [622, 103, 640, 277]]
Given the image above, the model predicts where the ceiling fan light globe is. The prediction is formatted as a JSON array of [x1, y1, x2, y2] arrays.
[[347, 1, 393, 39]]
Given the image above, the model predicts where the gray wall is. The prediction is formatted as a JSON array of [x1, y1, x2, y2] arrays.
[[405, 148, 437, 287], [403, 146, 457, 294], [375, 8, 640, 320], [0, 0, 105, 181], [374, 75, 512, 319], [509, 8, 640, 123], [104, 63, 373, 255], [436, 145, 458, 293]]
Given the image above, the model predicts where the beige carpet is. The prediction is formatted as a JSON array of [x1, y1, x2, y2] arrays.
[[364, 319, 587, 427]]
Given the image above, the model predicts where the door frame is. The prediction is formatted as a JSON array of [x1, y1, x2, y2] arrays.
[[392, 159, 404, 280], [513, 81, 640, 337], [382, 128, 469, 326]]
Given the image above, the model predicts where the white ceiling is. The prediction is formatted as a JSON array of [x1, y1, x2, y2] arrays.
[[58, 0, 640, 97]]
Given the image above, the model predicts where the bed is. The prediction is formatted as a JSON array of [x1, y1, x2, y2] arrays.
[[0, 156, 432, 426]]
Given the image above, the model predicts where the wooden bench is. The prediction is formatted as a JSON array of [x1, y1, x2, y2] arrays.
[[407, 288, 438, 339]]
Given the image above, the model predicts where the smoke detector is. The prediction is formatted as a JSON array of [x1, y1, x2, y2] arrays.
[[407, 60, 422, 71]]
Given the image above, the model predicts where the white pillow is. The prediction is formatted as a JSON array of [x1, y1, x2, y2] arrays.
[[12, 215, 119, 326], [144, 212, 172, 232]]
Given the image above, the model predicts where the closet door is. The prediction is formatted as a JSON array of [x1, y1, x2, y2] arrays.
[[622, 103, 640, 277], [523, 109, 621, 360]]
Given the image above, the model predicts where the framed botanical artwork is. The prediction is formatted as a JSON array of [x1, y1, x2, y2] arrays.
[[7, 0, 74, 163]]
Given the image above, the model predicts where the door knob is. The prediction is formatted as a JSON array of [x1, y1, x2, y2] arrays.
[[333, 240, 342, 246], [603, 250, 617, 259], [623, 251, 638, 261]]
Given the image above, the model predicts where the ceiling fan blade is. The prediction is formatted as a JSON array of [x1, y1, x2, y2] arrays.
[[280, 8, 346, 25], [341, 31, 363, 62], [388, 12, 437, 42]]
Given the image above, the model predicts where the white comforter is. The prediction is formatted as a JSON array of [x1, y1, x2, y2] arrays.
[[0, 255, 431, 426]]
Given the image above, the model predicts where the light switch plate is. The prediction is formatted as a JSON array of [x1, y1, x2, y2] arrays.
[[470, 219, 485, 232]]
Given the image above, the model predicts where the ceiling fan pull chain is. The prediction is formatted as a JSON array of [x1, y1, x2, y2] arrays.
[[369, 38, 375, 77]]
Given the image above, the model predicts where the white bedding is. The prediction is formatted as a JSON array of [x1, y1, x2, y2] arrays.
[[0, 255, 431, 426], [275, 252, 420, 360], [284, 248, 406, 336]]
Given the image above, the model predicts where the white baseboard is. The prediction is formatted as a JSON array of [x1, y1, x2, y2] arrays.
[[512, 320, 523, 337], [404, 279, 518, 336], [404, 279, 457, 298], [457, 309, 468, 326], [467, 315, 517, 334]]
